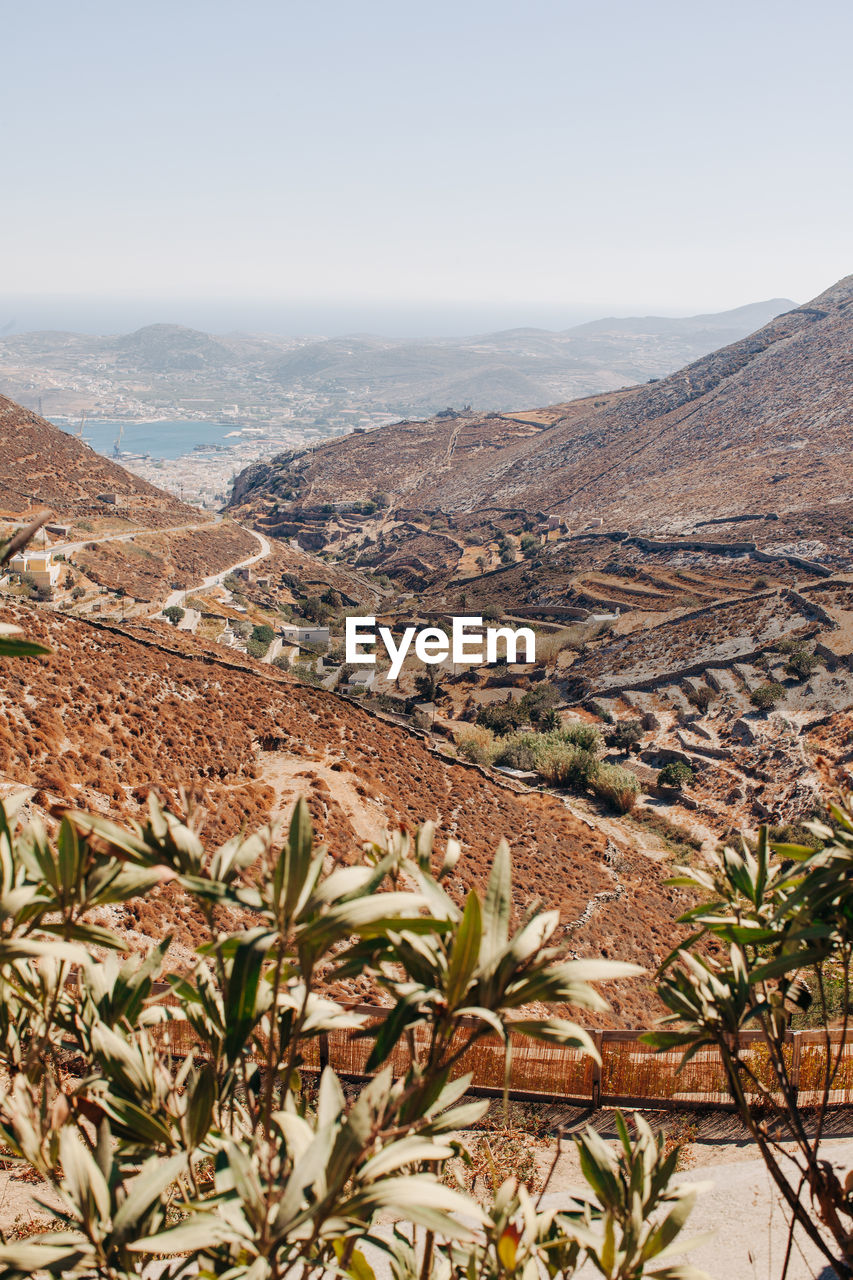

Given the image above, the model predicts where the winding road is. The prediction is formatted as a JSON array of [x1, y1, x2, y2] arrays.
[[158, 527, 272, 612]]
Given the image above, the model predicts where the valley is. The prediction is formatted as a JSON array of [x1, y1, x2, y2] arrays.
[[2, 276, 852, 1034]]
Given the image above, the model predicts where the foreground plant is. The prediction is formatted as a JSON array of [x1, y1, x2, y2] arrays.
[[0, 787, 707, 1280], [649, 800, 853, 1278]]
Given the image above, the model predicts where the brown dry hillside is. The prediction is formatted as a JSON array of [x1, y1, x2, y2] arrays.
[[75, 522, 260, 600], [230, 274, 853, 530], [0, 599, 686, 1024], [0, 395, 196, 525]]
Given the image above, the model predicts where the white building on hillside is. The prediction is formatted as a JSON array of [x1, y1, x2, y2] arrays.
[[8, 551, 61, 590], [280, 624, 330, 647]]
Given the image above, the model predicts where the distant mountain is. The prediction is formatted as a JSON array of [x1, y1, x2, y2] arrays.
[[113, 323, 239, 373], [229, 277, 852, 529], [0, 298, 795, 424], [264, 299, 796, 412]]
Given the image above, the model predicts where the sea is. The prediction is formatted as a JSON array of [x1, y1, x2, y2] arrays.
[[50, 419, 258, 462]]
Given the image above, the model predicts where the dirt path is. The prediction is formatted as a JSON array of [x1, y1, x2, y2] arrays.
[[257, 751, 387, 843]]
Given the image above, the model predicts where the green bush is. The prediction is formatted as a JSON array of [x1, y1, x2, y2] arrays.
[[457, 735, 498, 766], [606, 719, 644, 751], [750, 681, 785, 711], [519, 681, 560, 724], [657, 760, 694, 790], [785, 648, 820, 680], [0, 785, 710, 1279], [494, 731, 542, 773], [592, 763, 641, 813], [685, 686, 715, 713], [162, 604, 185, 626], [650, 805, 853, 1274], [252, 622, 276, 646], [557, 721, 603, 753], [476, 699, 525, 736]]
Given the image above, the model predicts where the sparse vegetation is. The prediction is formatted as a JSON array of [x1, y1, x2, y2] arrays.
[[657, 760, 694, 790], [750, 681, 785, 711], [685, 685, 715, 713], [162, 604, 185, 627], [606, 718, 644, 751], [785, 646, 821, 680], [591, 762, 641, 812]]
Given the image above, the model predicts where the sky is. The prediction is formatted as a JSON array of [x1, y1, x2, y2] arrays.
[[3, 0, 852, 335]]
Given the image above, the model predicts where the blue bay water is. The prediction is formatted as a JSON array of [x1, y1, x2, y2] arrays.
[[51, 419, 243, 461]]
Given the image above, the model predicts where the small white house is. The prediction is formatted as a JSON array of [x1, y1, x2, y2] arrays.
[[343, 668, 375, 693], [281, 624, 330, 647], [8, 551, 61, 590]]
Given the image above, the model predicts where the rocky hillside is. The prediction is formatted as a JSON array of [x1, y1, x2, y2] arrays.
[[0, 395, 195, 525], [230, 276, 852, 531], [0, 599, 685, 1024]]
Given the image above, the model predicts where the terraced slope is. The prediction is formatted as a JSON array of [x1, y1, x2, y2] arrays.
[[0, 600, 686, 1024]]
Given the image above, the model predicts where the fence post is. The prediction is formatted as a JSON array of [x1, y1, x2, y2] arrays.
[[591, 1031, 603, 1108], [789, 1031, 802, 1106]]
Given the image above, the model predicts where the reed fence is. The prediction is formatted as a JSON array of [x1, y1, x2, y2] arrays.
[[145, 993, 853, 1111]]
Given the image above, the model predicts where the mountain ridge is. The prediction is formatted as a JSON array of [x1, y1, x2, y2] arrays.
[[229, 275, 852, 530]]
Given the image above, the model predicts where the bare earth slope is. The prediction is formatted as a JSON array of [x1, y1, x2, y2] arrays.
[[0, 600, 682, 1024], [230, 275, 853, 529], [0, 395, 196, 525]]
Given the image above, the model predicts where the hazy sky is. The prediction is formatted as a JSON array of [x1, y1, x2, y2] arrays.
[[3, 0, 852, 334]]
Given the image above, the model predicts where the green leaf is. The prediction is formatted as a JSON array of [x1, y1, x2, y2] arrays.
[[112, 1153, 187, 1241], [481, 839, 511, 963], [446, 891, 482, 1008], [130, 1213, 240, 1254], [186, 1061, 216, 1149]]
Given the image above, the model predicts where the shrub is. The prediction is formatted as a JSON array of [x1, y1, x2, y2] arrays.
[[657, 760, 694, 790], [272, 653, 291, 671], [592, 763, 641, 812], [750, 681, 785, 711], [476, 699, 525, 736], [246, 636, 269, 658], [162, 604, 185, 626], [606, 719, 644, 751], [0, 783, 703, 1280], [519, 681, 560, 724], [252, 623, 276, 646], [651, 806, 853, 1275], [481, 602, 501, 621], [557, 721, 603, 753], [536, 742, 598, 788], [455, 725, 498, 767], [494, 731, 541, 772], [585, 699, 614, 724], [685, 686, 715, 713], [785, 648, 820, 680]]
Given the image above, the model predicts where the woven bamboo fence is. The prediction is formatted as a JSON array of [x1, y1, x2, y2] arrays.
[[144, 992, 853, 1110]]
